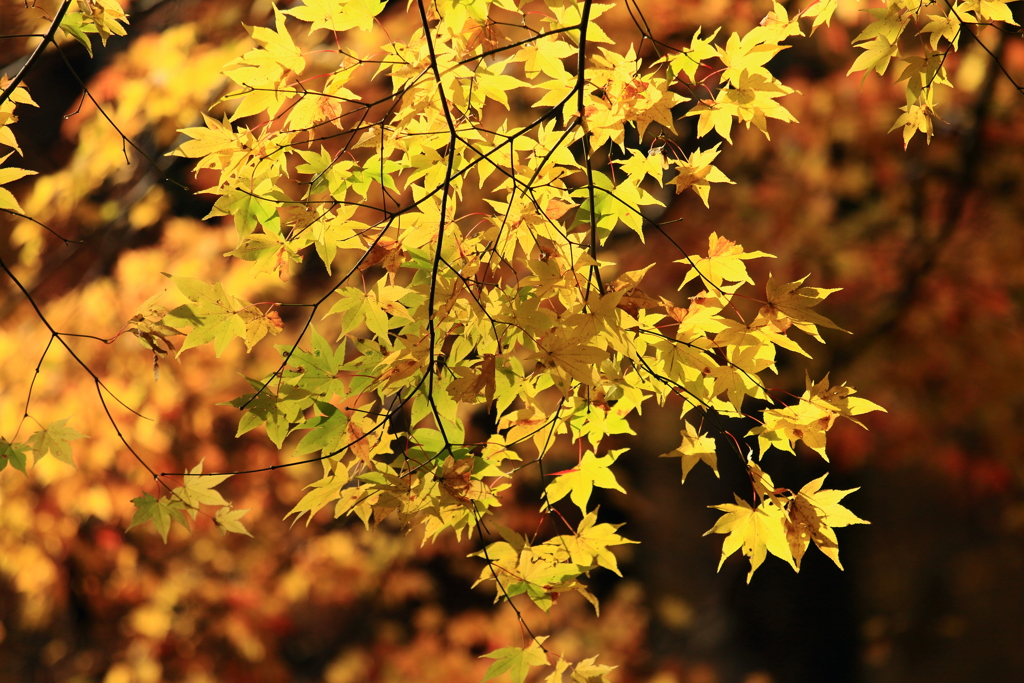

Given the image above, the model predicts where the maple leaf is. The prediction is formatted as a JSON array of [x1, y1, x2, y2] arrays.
[[629, 76, 687, 140], [27, 418, 87, 469], [247, 6, 306, 76], [163, 275, 263, 356], [757, 274, 848, 342], [0, 81, 36, 155], [746, 461, 790, 512], [678, 232, 774, 288], [123, 292, 183, 363], [514, 34, 577, 79], [447, 354, 497, 405], [665, 27, 720, 83], [545, 658, 571, 683], [570, 656, 616, 683], [59, 12, 96, 57], [286, 466, 350, 526], [921, 13, 962, 50], [481, 637, 549, 683], [803, 0, 839, 31], [170, 114, 244, 168], [889, 93, 938, 149], [174, 460, 232, 519], [293, 406, 349, 456], [805, 374, 887, 427], [507, 546, 585, 610], [784, 474, 868, 570], [660, 422, 719, 483], [668, 144, 734, 207], [76, 0, 130, 47], [705, 495, 795, 582], [848, 36, 899, 77], [748, 398, 835, 460], [545, 450, 627, 515], [550, 508, 638, 576], [532, 328, 608, 397], [436, 455, 490, 509], [686, 98, 737, 143], [284, 0, 386, 33], [617, 149, 667, 187], [214, 507, 253, 537], [747, 2, 804, 44], [717, 31, 787, 86], [719, 70, 799, 139], [0, 439, 29, 474], [472, 59, 530, 110], [0, 153, 37, 213], [959, 0, 1019, 24], [127, 493, 190, 543]]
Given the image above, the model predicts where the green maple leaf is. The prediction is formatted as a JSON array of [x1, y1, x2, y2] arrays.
[[481, 637, 549, 683], [545, 449, 627, 515], [163, 275, 248, 357], [27, 418, 87, 469], [292, 404, 349, 456], [127, 493, 190, 543], [0, 439, 29, 474]]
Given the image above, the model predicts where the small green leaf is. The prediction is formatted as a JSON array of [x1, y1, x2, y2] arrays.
[[127, 493, 190, 543], [481, 637, 549, 683], [27, 418, 87, 469], [0, 439, 29, 474], [59, 12, 94, 57]]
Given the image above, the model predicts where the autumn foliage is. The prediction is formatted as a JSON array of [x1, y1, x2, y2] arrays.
[[2, 0, 1022, 681]]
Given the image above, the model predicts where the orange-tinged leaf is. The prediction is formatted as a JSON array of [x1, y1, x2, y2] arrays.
[[678, 232, 774, 288], [784, 474, 868, 570]]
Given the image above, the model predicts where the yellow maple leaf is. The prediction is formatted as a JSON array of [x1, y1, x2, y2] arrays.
[[678, 232, 774, 288], [757, 273, 847, 342], [784, 474, 868, 570], [686, 98, 737, 143], [847, 35, 899, 77], [705, 495, 795, 582], [284, 0, 386, 33], [0, 155, 37, 214], [668, 144, 734, 207], [717, 31, 787, 86], [513, 34, 577, 80], [659, 422, 719, 483], [804, 374, 886, 428], [532, 329, 608, 397]]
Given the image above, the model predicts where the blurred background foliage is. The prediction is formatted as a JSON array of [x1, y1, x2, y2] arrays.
[[1, 0, 1023, 681]]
